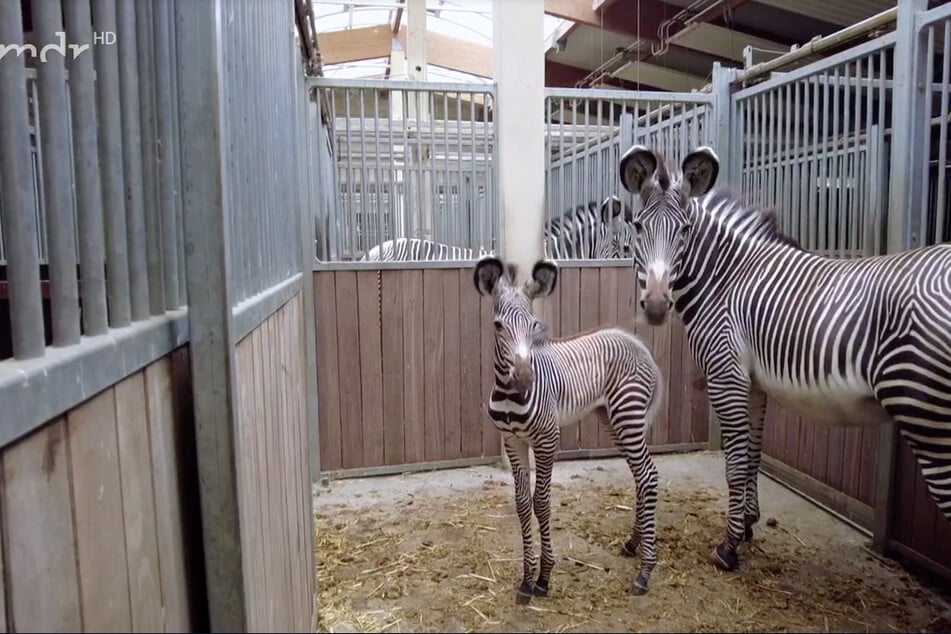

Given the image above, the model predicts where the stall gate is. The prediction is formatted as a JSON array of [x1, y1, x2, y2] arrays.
[[0, 0, 317, 632], [310, 81, 714, 477], [728, 0, 951, 582]]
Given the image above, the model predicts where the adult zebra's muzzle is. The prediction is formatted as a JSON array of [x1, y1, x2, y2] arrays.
[[640, 295, 673, 326], [512, 359, 535, 397]]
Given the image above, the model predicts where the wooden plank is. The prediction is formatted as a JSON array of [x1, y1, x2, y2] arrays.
[[689, 355, 709, 444], [144, 358, 192, 632], [910, 450, 938, 561], [67, 389, 134, 632], [810, 420, 830, 485], [784, 408, 801, 474], [0, 471, 5, 634], [402, 270, 426, 464], [356, 271, 385, 468], [115, 373, 166, 632], [442, 269, 462, 461], [459, 269, 485, 459], [826, 426, 845, 494], [252, 325, 273, 630], [235, 334, 263, 631], [380, 270, 405, 465], [334, 271, 365, 470], [479, 290, 497, 458], [314, 272, 342, 471], [423, 270, 446, 462], [667, 319, 686, 445], [274, 307, 295, 632], [858, 427, 879, 507], [891, 440, 917, 545], [648, 319, 671, 447], [2, 420, 82, 631], [842, 428, 863, 503], [559, 267, 580, 451], [283, 300, 304, 631], [597, 267, 619, 449], [578, 267, 601, 449], [933, 501, 951, 573]]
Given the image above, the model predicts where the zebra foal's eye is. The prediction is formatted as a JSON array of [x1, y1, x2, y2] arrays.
[[493, 319, 504, 332]]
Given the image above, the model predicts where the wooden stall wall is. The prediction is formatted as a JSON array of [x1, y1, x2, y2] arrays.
[[889, 440, 951, 580], [760, 407, 881, 530], [314, 265, 710, 475], [233, 293, 315, 632], [0, 347, 204, 633]]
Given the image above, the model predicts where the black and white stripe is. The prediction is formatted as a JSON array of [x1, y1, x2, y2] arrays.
[[473, 256, 665, 603], [360, 196, 635, 263], [619, 143, 951, 573]]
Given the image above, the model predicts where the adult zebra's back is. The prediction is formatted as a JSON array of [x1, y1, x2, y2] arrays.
[[617, 143, 951, 573]]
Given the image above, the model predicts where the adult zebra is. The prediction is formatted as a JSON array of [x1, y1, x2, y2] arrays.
[[617, 143, 951, 573], [360, 195, 634, 262]]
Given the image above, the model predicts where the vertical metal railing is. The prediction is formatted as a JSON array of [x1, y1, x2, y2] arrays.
[[0, 0, 187, 362], [544, 88, 715, 260], [731, 34, 897, 257], [916, 2, 951, 247], [307, 77, 498, 262]]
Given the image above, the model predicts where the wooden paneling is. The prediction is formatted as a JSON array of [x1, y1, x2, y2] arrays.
[[890, 439, 951, 581], [314, 266, 710, 473], [761, 401, 881, 517], [233, 292, 315, 632], [0, 349, 199, 633]]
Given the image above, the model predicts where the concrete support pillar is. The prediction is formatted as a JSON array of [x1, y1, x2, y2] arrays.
[[493, 0, 545, 473], [493, 0, 545, 274]]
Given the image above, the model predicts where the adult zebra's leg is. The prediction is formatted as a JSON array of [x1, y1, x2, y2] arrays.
[[707, 374, 753, 571], [743, 387, 768, 542], [532, 439, 558, 597], [503, 435, 538, 604]]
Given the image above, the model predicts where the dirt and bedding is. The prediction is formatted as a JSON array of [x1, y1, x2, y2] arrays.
[[313, 453, 951, 633]]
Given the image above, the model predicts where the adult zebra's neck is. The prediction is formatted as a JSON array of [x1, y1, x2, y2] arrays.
[[672, 189, 804, 330]]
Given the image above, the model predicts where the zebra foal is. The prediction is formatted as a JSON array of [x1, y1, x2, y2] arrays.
[[473, 255, 665, 603], [617, 143, 951, 573]]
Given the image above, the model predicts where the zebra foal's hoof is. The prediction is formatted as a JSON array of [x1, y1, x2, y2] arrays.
[[515, 580, 535, 605], [620, 536, 640, 558], [628, 574, 649, 596], [532, 578, 549, 597], [709, 542, 740, 572]]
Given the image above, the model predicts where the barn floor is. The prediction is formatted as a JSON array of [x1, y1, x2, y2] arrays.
[[312, 451, 951, 633]]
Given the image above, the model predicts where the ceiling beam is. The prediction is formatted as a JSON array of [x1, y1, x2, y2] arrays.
[[318, 25, 393, 65], [546, 60, 663, 91], [613, 61, 705, 92], [591, 0, 619, 10], [667, 22, 786, 63], [396, 27, 493, 78]]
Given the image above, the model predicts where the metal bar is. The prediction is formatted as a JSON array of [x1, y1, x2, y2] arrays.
[[117, 0, 151, 322], [916, 0, 951, 29], [33, 0, 81, 346], [30, 77, 48, 265], [174, 0, 246, 627], [154, 0, 181, 310], [545, 87, 714, 104], [359, 88, 370, 249], [309, 77, 496, 93], [920, 27, 936, 245], [373, 89, 384, 248], [733, 33, 897, 101], [63, 0, 109, 336], [736, 8, 898, 84], [0, 0, 46, 359], [0, 311, 188, 450], [170, 0, 188, 308], [92, 0, 132, 327], [935, 20, 951, 243]]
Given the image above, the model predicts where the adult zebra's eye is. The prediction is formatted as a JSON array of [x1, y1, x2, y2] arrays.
[[632, 221, 643, 234]]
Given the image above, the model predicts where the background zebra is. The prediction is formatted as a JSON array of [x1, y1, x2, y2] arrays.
[[618, 143, 951, 573], [360, 195, 635, 262], [474, 255, 665, 603]]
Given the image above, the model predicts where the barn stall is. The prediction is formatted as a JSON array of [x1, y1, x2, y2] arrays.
[[308, 0, 951, 631], [0, 1, 317, 631]]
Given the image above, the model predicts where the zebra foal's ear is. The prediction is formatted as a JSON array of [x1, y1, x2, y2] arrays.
[[599, 195, 624, 223], [681, 146, 720, 197], [526, 260, 558, 299], [474, 255, 505, 296], [619, 145, 657, 196]]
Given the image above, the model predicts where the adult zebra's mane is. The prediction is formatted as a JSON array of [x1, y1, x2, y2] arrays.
[[699, 186, 803, 251]]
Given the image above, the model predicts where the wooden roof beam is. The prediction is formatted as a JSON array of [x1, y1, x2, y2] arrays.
[[318, 25, 393, 65]]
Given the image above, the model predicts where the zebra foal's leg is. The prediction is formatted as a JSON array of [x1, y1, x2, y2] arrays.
[[707, 376, 753, 571], [610, 394, 659, 594], [532, 439, 558, 597], [743, 387, 767, 542], [503, 435, 538, 604]]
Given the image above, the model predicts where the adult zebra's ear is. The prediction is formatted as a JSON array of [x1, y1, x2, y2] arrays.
[[619, 145, 658, 196], [526, 260, 558, 299], [681, 146, 720, 197], [599, 195, 624, 223], [474, 255, 505, 296]]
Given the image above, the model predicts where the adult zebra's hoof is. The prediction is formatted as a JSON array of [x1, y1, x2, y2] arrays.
[[620, 536, 640, 558], [515, 580, 535, 605], [532, 578, 549, 597], [709, 542, 739, 571], [628, 573, 649, 596]]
